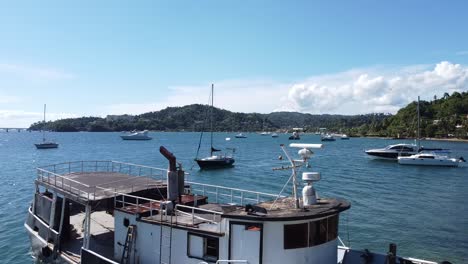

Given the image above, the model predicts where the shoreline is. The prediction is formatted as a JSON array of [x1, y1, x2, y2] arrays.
[[361, 136, 468, 143]]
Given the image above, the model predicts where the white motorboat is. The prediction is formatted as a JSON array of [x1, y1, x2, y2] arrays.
[[321, 134, 336, 141], [365, 143, 418, 159], [398, 152, 465, 167], [271, 133, 279, 138], [235, 133, 247, 138], [341, 134, 350, 140], [25, 144, 445, 264], [120, 130, 152, 140]]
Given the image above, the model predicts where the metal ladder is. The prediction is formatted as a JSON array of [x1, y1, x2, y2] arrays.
[[121, 225, 136, 264], [159, 211, 173, 264]]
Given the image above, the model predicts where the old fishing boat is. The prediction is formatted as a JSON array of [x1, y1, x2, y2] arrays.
[[25, 144, 447, 264]]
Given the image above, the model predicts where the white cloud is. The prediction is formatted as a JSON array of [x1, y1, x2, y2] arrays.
[[0, 110, 77, 128], [0, 63, 74, 81], [287, 61, 468, 114], [103, 61, 468, 116]]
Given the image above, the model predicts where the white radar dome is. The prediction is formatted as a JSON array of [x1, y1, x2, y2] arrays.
[[302, 172, 321, 182], [298, 148, 313, 159]]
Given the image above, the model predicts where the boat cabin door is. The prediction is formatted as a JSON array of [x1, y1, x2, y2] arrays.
[[229, 222, 263, 264]]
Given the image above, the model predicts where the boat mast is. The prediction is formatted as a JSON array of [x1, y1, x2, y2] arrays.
[[210, 84, 214, 156], [42, 104, 46, 142], [417, 96, 420, 150]]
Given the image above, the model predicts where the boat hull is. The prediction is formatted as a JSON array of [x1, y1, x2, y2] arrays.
[[398, 157, 460, 167], [35, 143, 59, 149], [196, 158, 235, 169], [365, 151, 415, 160], [120, 136, 152, 140]]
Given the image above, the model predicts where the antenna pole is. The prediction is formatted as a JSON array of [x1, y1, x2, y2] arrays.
[[417, 96, 420, 150], [43, 104, 46, 142], [280, 144, 300, 209], [210, 84, 214, 156]]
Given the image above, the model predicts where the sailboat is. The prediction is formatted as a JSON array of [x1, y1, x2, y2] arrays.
[[195, 84, 235, 169], [35, 104, 59, 149]]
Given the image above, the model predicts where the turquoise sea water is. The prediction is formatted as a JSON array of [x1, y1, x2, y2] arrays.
[[0, 131, 467, 263]]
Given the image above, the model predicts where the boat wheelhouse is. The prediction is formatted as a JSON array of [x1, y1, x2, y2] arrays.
[[25, 145, 442, 264]]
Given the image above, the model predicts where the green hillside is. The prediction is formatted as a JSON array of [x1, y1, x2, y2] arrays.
[[28, 91, 468, 139]]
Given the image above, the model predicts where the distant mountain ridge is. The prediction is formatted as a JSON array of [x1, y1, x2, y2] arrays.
[[28, 104, 389, 133], [28, 91, 468, 138]]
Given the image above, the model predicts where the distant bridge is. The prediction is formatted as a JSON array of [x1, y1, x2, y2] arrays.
[[0, 128, 29, 132]]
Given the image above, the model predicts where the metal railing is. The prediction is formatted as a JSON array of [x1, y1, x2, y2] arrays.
[[114, 192, 163, 217], [36, 161, 167, 201], [175, 204, 223, 226], [186, 181, 280, 206], [115, 192, 223, 231]]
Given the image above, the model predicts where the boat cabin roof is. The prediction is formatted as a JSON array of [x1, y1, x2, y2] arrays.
[[35, 161, 167, 203]]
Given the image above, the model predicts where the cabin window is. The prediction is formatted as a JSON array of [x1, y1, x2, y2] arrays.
[[284, 223, 308, 249], [284, 215, 339, 249], [187, 233, 219, 262]]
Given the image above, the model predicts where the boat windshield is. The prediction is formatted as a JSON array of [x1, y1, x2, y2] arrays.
[[388, 145, 414, 151]]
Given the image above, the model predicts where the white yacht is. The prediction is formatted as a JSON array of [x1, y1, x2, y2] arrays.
[[120, 130, 152, 140], [398, 152, 465, 167], [365, 143, 419, 160], [235, 133, 247, 138], [25, 144, 444, 264], [321, 134, 336, 141], [271, 133, 279, 138]]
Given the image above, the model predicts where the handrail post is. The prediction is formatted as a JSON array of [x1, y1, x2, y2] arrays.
[[230, 189, 233, 203], [216, 188, 219, 203], [81, 161, 84, 172], [257, 193, 260, 203], [68, 162, 71, 173], [241, 192, 244, 205], [192, 207, 195, 225]]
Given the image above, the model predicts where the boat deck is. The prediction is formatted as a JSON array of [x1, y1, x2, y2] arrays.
[[37, 171, 166, 202], [223, 197, 351, 221], [61, 210, 115, 263]]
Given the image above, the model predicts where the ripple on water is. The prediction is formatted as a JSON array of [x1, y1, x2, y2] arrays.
[[0, 132, 466, 263]]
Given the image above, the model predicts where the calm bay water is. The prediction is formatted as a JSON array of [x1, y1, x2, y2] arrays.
[[0, 131, 467, 263]]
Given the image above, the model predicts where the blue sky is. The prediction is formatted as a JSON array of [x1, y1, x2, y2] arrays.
[[1, 1, 468, 127]]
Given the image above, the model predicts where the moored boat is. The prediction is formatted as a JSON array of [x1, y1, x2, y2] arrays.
[[288, 131, 300, 140], [398, 152, 465, 167], [321, 134, 336, 141], [194, 84, 235, 169], [35, 104, 59, 149], [235, 133, 247, 138], [120, 130, 152, 140], [365, 143, 418, 160]]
